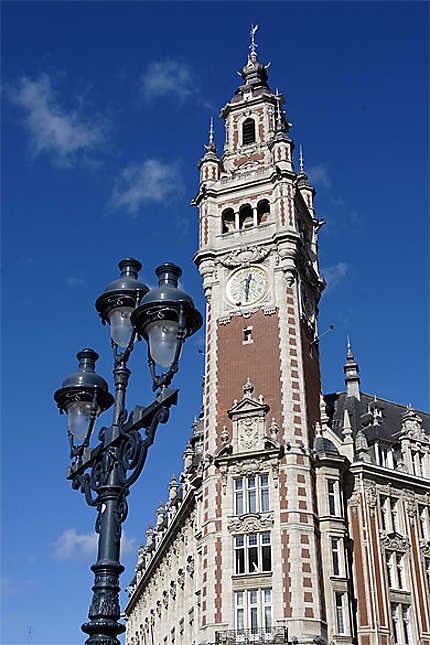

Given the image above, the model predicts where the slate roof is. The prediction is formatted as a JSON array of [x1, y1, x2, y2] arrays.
[[324, 391, 430, 446]]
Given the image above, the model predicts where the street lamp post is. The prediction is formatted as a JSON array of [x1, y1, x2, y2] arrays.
[[54, 259, 202, 645]]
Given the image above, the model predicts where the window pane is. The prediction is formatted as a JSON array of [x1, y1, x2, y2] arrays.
[[260, 474, 268, 487], [235, 479, 243, 491], [263, 589, 271, 603], [236, 548, 245, 574], [336, 594, 344, 634], [248, 476, 256, 489], [237, 607, 244, 631], [261, 532, 270, 544], [235, 535, 244, 547], [264, 606, 272, 632], [248, 534, 257, 546], [249, 547, 258, 572], [236, 592, 244, 606], [261, 488, 270, 512], [250, 607, 258, 632], [248, 490, 257, 513], [249, 590, 257, 604], [236, 492, 244, 515], [262, 545, 271, 571], [391, 604, 399, 643]]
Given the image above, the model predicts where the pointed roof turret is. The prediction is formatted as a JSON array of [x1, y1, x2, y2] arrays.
[[204, 117, 216, 154], [344, 337, 361, 400]]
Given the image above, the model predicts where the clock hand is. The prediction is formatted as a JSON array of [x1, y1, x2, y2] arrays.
[[245, 273, 252, 301]]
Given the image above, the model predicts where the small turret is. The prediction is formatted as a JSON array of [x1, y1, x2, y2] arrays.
[[344, 337, 360, 400], [296, 145, 316, 214], [342, 408, 354, 461], [198, 118, 221, 185], [268, 89, 294, 172]]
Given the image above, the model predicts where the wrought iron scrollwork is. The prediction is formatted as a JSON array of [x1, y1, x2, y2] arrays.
[[68, 387, 178, 645]]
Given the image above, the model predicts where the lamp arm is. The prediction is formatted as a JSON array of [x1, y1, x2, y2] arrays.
[[120, 405, 170, 489]]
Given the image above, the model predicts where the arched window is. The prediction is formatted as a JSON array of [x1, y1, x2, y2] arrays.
[[257, 199, 270, 224], [239, 204, 253, 229], [242, 118, 256, 145], [222, 208, 235, 233]]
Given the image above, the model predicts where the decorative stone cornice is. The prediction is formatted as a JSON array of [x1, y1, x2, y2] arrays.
[[228, 512, 274, 534], [381, 531, 410, 552]]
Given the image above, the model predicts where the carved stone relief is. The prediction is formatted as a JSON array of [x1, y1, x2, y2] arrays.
[[220, 245, 271, 268], [228, 512, 274, 534], [381, 532, 410, 552]]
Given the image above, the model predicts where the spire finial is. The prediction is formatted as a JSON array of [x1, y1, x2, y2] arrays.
[[249, 24, 259, 55], [299, 144, 304, 173], [209, 117, 214, 146], [275, 88, 283, 131]]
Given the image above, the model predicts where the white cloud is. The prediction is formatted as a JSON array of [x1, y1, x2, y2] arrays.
[[308, 163, 331, 189], [65, 276, 84, 287], [140, 60, 195, 103], [52, 528, 135, 560], [9, 73, 105, 166], [110, 159, 184, 214], [322, 262, 349, 291]]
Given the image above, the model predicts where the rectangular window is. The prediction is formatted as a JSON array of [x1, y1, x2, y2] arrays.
[[328, 480, 336, 515], [248, 477, 257, 513], [386, 551, 393, 588], [234, 533, 272, 575], [234, 589, 272, 634], [249, 590, 258, 633], [380, 495, 388, 530], [235, 535, 245, 574], [331, 538, 340, 576], [335, 593, 345, 634], [263, 589, 272, 632], [391, 603, 399, 644], [235, 479, 244, 515], [260, 474, 269, 512], [234, 475, 270, 515], [236, 591, 245, 631], [418, 505, 428, 539], [402, 605, 410, 645], [391, 499, 399, 532], [396, 553, 404, 590]]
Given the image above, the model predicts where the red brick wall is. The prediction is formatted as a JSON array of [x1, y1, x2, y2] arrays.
[[215, 310, 282, 442]]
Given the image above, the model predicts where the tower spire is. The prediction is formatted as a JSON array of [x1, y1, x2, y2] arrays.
[[249, 24, 259, 56], [209, 117, 214, 146], [299, 144, 304, 173], [344, 337, 360, 399]]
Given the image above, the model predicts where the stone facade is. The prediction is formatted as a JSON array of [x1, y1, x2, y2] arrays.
[[124, 35, 430, 645]]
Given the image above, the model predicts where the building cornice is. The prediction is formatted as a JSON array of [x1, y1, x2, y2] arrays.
[[348, 461, 430, 491]]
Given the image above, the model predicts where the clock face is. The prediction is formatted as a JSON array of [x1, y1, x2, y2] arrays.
[[227, 266, 269, 306]]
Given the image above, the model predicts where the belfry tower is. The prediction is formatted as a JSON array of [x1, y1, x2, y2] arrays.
[[125, 26, 430, 645], [191, 26, 340, 643]]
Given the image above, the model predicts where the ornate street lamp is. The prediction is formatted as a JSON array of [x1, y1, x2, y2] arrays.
[[54, 258, 202, 645]]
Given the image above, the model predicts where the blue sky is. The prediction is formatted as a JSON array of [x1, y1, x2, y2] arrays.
[[2, 2, 428, 643]]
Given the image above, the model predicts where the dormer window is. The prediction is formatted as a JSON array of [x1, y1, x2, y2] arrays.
[[242, 118, 256, 145]]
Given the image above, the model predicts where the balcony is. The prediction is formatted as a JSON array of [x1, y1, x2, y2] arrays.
[[215, 627, 289, 644]]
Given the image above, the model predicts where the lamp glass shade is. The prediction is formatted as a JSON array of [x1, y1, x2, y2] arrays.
[[66, 400, 93, 439], [108, 306, 134, 348], [146, 319, 179, 367]]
